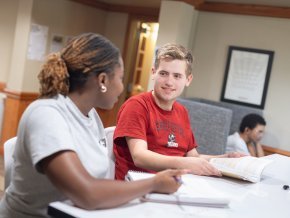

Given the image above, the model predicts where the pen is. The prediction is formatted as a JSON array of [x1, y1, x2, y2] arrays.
[[174, 176, 183, 185], [283, 185, 289, 190]]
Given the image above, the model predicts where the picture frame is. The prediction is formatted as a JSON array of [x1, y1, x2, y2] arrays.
[[221, 46, 274, 109]]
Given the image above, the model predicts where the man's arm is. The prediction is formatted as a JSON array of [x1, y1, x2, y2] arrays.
[[255, 143, 265, 157], [127, 137, 221, 176], [247, 142, 264, 157], [186, 147, 246, 161]]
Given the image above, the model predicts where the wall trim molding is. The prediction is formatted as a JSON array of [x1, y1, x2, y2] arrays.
[[198, 2, 290, 19], [71, 0, 290, 20], [3, 88, 39, 101], [70, 0, 159, 17]]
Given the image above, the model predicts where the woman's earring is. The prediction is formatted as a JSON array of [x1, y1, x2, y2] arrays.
[[100, 85, 107, 93]]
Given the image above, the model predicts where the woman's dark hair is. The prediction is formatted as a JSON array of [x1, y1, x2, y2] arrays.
[[38, 33, 120, 97]]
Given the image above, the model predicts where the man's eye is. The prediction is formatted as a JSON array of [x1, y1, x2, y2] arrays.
[[174, 74, 182, 79]]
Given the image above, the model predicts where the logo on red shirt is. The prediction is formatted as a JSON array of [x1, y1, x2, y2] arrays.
[[167, 133, 178, 147]]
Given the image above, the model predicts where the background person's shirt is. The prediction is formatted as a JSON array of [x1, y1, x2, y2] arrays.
[[226, 132, 250, 155]]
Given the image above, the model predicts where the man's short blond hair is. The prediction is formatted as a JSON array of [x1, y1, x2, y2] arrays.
[[154, 43, 193, 76]]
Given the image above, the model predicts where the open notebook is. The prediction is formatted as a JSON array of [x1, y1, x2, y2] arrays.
[[126, 171, 230, 208]]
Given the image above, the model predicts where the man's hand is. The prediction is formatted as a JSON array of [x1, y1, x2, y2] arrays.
[[226, 152, 248, 158], [181, 157, 222, 176]]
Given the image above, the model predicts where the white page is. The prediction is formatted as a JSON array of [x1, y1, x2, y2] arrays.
[[145, 174, 230, 207], [210, 156, 272, 182]]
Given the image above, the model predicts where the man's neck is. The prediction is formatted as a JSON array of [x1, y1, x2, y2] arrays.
[[239, 132, 251, 144], [151, 91, 173, 111]]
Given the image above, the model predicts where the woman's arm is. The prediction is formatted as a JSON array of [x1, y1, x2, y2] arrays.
[[40, 151, 182, 210]]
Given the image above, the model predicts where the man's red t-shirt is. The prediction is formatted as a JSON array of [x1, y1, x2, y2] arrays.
[[113, 91, 198, 180]]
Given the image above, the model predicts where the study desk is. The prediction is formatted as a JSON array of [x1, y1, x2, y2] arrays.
[[48, 154, 290, 218]]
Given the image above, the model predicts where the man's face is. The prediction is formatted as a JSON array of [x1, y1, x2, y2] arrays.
[[152, 59, 192, 107], [248, 124, 265, 143]]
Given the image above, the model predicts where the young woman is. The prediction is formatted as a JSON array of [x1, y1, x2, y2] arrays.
[[0, 33, 183, 218]]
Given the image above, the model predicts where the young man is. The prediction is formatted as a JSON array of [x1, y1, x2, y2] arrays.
[[113, 43, 243, 180], [226, 113, 266, 157]]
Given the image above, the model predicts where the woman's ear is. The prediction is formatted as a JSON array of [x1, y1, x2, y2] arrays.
[[97, 72, 108, 86], [97, 72, 109, 93]]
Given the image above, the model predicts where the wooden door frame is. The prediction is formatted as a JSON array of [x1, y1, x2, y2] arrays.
[[97, 14, 158, 128], [119, 14, 158, 105]]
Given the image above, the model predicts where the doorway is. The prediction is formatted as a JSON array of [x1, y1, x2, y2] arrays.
[[126, 22, 159, 98], [97, 16, 159, 127]]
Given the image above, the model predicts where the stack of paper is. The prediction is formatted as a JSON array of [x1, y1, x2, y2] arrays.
[[126, 171, 230, 207]]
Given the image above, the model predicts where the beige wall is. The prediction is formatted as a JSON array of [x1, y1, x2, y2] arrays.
[[0, 0, 19, 82], [156, 0, 196, 47], [3, 0, 128, 92], [7, 0, 33, 92], [22, 0, 107, 92], [186, 11, 290, 151], [148, 0, 198, 91], [104, 12, 128, 54]]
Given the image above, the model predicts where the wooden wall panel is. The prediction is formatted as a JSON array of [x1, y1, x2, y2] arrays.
[[0, 82, 6, 92], [0, 89, 38, 155], [262, 145, 290, 157]]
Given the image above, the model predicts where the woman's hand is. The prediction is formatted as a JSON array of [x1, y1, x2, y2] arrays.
[[151, 169, 187, 194]]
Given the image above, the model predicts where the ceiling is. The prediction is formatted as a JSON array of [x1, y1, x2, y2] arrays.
[[96, 0, 290, 8]]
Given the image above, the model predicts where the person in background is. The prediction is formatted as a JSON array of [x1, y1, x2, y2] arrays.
[[0, 33, 184, 218], [113, 43, 244, 180], [226, 113, 266, 157]]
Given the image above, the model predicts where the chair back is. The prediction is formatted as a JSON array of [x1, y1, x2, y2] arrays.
[[104, 126, 116, 179], [4, 137, 17, 189], [177, 99, 232, 155]]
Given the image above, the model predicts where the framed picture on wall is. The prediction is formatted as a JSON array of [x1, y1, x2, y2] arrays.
[[220, 46, 274, 109]]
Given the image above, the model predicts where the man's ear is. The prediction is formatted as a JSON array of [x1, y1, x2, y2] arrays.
[[151, 67, 156, 80], [244, 127, 251, 134], [185, 74, 193, 87]]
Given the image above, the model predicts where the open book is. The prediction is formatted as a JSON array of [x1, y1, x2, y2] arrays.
[[209, 156, 272, 183], [126, 171, 230, 207]]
